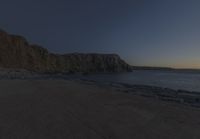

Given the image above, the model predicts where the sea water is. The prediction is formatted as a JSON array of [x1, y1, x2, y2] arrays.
[[80, 70, 200, 92]]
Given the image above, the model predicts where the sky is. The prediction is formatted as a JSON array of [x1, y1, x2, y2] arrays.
[[0, 0, 200, 68]]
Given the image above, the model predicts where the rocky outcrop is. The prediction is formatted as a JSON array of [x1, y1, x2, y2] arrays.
[[0, 29, 132, 73]]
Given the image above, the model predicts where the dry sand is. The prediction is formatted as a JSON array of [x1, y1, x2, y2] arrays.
[[0, 80, 200, 139]]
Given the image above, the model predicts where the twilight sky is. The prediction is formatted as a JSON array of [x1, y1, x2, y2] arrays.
[[0, 0, 200, 68]]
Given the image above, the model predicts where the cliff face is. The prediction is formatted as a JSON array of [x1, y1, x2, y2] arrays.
[[0, 29, 131, 73]]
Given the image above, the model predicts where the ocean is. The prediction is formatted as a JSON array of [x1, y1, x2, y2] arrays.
[[1, 69, 200, 92], [80, 70, 200, 92]]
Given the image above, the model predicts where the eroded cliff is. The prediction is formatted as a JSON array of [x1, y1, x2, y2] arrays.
[[0, 29, 131, 73]]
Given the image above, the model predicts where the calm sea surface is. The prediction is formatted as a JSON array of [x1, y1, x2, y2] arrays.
[[79, 70, 200, 92]]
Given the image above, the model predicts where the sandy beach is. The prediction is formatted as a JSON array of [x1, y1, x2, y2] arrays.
[[0, 79, 199, 139]]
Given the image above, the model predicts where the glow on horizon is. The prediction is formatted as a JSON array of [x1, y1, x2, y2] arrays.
[[128, 58, 200, 69], [132, 64, 200, 69]]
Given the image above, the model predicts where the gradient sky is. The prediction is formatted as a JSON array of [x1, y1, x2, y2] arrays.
[[0, 0, 200, 68]]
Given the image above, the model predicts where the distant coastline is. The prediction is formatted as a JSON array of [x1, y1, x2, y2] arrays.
[[132, 66, 200, 73], [132, 66, 173, 71]]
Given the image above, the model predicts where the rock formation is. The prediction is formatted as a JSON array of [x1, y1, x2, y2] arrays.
[[0, 29, 132, 73]]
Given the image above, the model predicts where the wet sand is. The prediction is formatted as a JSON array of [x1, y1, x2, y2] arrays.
[[0, 80, 200, 139]]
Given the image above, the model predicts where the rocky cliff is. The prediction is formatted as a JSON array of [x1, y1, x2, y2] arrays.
[[0, 29, 132, 73]]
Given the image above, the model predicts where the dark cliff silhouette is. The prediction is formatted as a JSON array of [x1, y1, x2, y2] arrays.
[[0, 29, 131, 73]]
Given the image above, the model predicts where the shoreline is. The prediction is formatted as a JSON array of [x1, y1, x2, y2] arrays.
[[79, 79, 200, 108], [0, 69, 200, 108]]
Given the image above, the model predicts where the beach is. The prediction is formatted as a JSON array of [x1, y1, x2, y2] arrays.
[[0, 79, 200, 139]]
